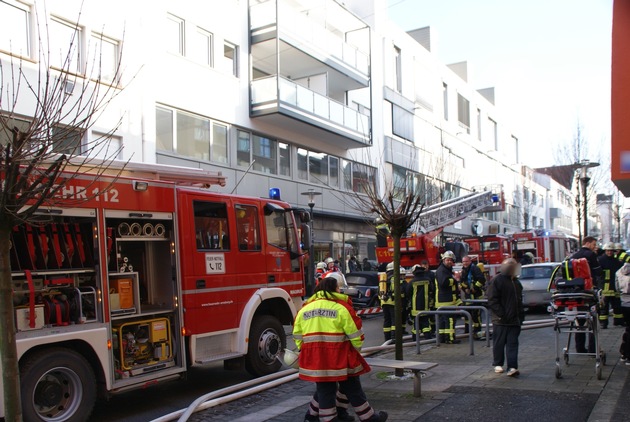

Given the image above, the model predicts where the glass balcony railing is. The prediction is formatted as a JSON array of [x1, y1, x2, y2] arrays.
[[251, 75, 370, 140], [250, 0, 369, 76]]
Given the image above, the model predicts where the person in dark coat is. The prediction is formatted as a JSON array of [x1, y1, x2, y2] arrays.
[[570, 236, 602, 353], [487, 258, 524, 377], [460, 256, 486, 339]]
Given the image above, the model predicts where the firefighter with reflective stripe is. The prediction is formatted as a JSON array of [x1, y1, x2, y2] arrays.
[[436, 251, 463, 343], [460, 255, 486, 339], [379, 262, 406, 341], [294, 275, 388, 422], [570, 236, 601, 353], [618, 245, 630, 264], [599, 242, 624, 328], [405, 263, 435, 340]]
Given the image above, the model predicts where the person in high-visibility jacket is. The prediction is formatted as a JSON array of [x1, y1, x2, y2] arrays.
[[599, 242, 624, 328], [436, 251, 462, 344], [405, 263, 435, 340], [294, 275, 388, 422], [379, 262, 406, 342], [460, 255, 486, 339]]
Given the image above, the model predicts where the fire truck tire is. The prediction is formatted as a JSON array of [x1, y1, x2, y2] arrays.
[[245, 315, 286, 377], [20, 347, 96, 422]]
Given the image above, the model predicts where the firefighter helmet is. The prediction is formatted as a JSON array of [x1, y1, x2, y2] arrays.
[[316, 261, 326, 270], [441, 251, 456, 261], [324, 257, 334, 265], [410, 263, 426, 274], [324, 271, 346, 289], [615, 243, 624, 250], [282, 349, 300, 369], [603, 242, 616, 251], [525, 252, 535, 260]]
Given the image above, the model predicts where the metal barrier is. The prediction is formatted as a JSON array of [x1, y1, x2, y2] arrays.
[[438, 305, 492, 348], [415, 310, 475, 355]]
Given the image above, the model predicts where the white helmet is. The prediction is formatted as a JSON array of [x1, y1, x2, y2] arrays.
[[324, 271, 346, 289], [615, 243, 624, 250], [603, 242, 616, 251], [316, 262, 326, 270], [324, 257, 334, 265], [442, 251, 456, 261], [281, 349, 299, 369]]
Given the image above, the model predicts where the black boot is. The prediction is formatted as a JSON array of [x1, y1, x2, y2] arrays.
[[337, 407, 355, 421], [366, 410, 388, 422], [304, 411, 318, 422]]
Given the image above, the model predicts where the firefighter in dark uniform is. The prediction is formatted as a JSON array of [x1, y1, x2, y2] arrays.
[[379, 262, 406, 341], [436, 251, 462, 344], [405, 263, 436, 340], [460, 255, 486, 339], [598, 242, 624, 328], [570, 236, 602, 353]]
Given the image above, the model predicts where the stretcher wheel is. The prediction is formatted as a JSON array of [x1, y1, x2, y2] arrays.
[[555, 366, 562, 379]]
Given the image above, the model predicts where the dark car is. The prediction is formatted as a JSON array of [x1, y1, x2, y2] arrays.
[[520, 263, 559, 309], [345, 271, 380, 309]]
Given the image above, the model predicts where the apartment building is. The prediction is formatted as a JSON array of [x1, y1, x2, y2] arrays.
[[0, 0, 574, 267]]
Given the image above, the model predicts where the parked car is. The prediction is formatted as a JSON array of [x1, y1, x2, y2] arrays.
[[344, 271, 380, 309], [520, 263, 559, 309]]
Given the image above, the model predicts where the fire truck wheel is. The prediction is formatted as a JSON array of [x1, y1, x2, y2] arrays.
[[20, 347, 96, 422], [245, 315, 286, 377]]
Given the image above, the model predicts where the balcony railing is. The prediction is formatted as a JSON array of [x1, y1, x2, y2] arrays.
[[250, 0, 369, 76], [251, 75, 370, 140]]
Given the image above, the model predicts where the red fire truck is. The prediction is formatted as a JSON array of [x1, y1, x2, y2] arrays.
[[511, 230, 578, 263], [375, 187, 504, 268], [463, 234, 511, 265], [2, 162, 310, 421]]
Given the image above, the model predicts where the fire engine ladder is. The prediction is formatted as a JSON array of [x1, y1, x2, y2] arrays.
[[409, 189, 500, 234]]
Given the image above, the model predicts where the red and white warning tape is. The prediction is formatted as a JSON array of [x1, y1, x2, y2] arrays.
[[356, 307, 382, 315]]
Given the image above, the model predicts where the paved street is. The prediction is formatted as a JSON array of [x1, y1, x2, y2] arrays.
[[186, 317, 630, 422]]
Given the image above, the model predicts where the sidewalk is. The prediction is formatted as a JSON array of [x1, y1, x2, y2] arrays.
[[189, 322, 630, 422]]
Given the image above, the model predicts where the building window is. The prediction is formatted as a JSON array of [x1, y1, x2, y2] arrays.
[[92, 131, 122, 160], [298, 148, 308, 181], [156, 107, 174, 151], [49, 17, 82, 73], [347, 162, 375, 194], [279, 142, 290, 177], [457, 94, 470, 134], [252, 134, 276, 174], [442, 82, 448, 121], [393, 165, 407, 200], [309, 152, 328, 185], [393, 45, 402, 93], [156, 106, 228, 164], [88, 33, 119, 82], [392, 104, 413, 141], [489, 117, 498, 150], [476, 108, 482, 141], [0, 0, 30, 56], [511, 135, 519, 163], [193, 28, 213, 66], [52, 126, 82, 155], [329, 156, 339, 188], [166, 13, 184, 55], [224, 41, 238, 77], [237, 130, 251, 167]]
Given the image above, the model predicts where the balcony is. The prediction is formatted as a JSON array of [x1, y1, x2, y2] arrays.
[[251, 75, 371, 148], [250, 0, 370, 85]]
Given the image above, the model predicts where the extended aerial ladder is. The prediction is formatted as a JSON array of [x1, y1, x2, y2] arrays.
[[375, 186, 504, 268]]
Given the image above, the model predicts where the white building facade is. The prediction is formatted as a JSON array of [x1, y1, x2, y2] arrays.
[[0, 0, 575, 267]]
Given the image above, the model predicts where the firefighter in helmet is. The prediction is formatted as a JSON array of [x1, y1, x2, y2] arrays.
[[379, 262, 406, 341], [405, 263, 436, 340], [599, 242, 624, 328], [435, 251, 462, 344]]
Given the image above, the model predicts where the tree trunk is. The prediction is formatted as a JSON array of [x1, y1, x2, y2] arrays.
[[0, 224, 22, 421], [392, 233, 404, 376]]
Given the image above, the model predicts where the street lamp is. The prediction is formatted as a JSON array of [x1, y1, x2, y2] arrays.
[[301, 189, 322, 296], [578, 159, 600, 240]]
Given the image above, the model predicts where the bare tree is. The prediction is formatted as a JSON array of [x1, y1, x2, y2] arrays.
[[0, 13, 125, 420]]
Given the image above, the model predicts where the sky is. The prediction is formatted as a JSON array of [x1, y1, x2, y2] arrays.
[[385, 0, 613, 170]]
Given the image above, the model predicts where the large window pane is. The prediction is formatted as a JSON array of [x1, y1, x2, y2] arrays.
[[252, 135, 276, 174], [0, 1, 30, 55], [237, 130, 251, 167], [177, 111, 210, 160], [309, 152, 328, 185], [393, 165, 406, 200], [166, 14, 184, 55], [224, 42, 238, 76], [329, 156, 339, 188], [279, 142, 290, 177], [211, 122, 227, 163], [297, 148, 308, 180], [49, 17, 81, 73], [193, 28, 213, 66], [193, 201, 230, 251], [88, 34, 118, 82], [343, 160, 352, 190], [156, 107, 174, 151], [352, 163, 375, 194], [52, 127, 82, 155]]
